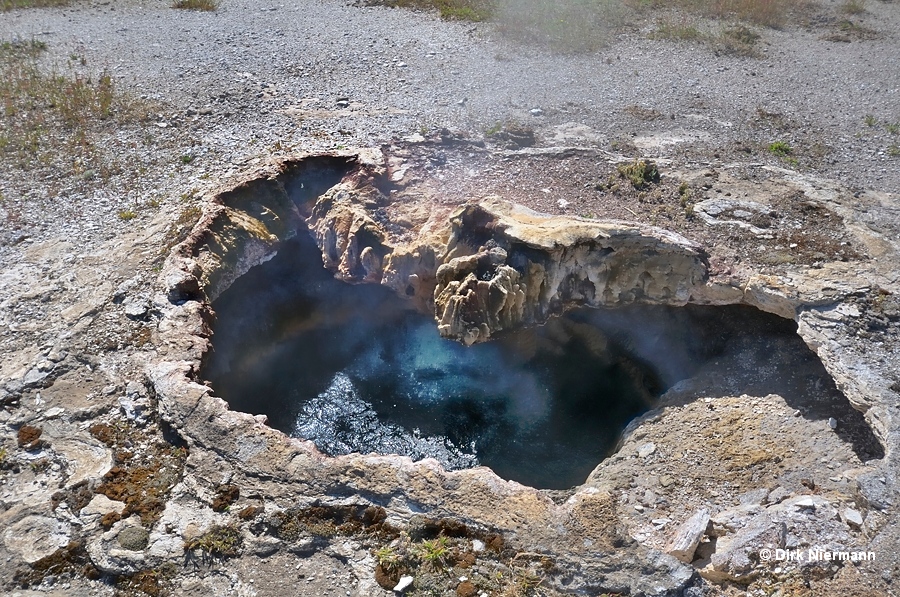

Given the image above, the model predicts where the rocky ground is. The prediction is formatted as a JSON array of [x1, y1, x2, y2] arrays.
[[0, 0, 899, 596]]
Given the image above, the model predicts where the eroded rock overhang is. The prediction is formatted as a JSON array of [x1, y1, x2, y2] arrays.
[[150, 147, 899, 594]]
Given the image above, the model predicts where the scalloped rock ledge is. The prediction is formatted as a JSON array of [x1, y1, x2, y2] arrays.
[[151, 146, 899, 595]]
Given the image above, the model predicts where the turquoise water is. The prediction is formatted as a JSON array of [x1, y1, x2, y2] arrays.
[[203, 234, 656, 489]]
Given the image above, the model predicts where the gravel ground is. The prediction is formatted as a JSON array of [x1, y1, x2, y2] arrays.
[[0, 0, 899, 595]]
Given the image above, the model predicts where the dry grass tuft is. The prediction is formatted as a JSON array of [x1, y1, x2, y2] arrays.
[[840, 0, 866, 15], [1, 0, 68, 11], [1, 38, 150, 177], [644, 0, 792, 28], [172, 0, 219, 11]]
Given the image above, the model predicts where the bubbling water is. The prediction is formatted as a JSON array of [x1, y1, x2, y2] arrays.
[[203, 234, 656, 489]]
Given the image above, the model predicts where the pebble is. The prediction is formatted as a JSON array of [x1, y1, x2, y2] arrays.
[[638, 442, 656, 458], [393, 575, 414, 592]]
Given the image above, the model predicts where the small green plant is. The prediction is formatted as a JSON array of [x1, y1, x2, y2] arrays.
[[678, 181, 694, 216], [184, 525, 242, 558], [374, 546, 402, 573], [117, 209, 137, 221], [414, 536, 450, 571], [180, 154, 194, 164], [617, 159, 660, 189], [767, 141, 792, 157], [886, 122, 899, 135], [888, 145, 900, 158], [864, 114, 877, 127], [172, 0, 218, 10]]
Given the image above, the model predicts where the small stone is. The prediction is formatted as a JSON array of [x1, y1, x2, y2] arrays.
[[638, 442, 656, 458], [794, 497, 818, 510], [842, 508, 864, 529], [659, 475, 674, 488], [123, 296, 150, 320], [666, 509, 709, 563], [44, 407, 65, 419], [530, 108, 543, 116], [471, 539, 485, 552], [828, 417, 838, 429], [393, 575, 414, 592]]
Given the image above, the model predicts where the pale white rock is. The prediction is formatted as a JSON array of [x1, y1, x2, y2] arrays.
[[842, 508, 864, 529], [666, 509, 709, 563], [393, 575, 414, 592], [81, 494, 126, 519], [638, 442, 657, 458], [2, 514, 71, 563], [700, 518, 787, 582]]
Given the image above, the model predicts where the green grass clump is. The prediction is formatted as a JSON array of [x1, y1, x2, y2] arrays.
[[767, 140, 792, 157], [413, 536, 451, 571], [117, 209, 137, 221], [617, 159, 660, 189]]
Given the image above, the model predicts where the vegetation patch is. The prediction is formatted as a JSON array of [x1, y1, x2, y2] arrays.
[[16, 424, 44, 449], [715, 24, 761, 56], [211, 483, 240, 512], [822, 18, 878, 42], [12, 540, 101, 590], [375, 0, 492, 21], [115, 565, 178, 597], [0, 37, 151, 189], [270, 503, 398, 541], [767, 140, 793, 157], [485, 122, 536, 148], [184, 524, 243, 560], [0, 0, 68, 11], [90, 421, 188, 527], [617, 159, 660, 190], [172, 0, 219, 11]]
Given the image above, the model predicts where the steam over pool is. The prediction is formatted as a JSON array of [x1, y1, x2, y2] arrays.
[[203, 234, 657, 489]]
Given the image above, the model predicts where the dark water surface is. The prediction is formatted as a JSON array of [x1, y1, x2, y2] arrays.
[[203, 234, 660, 488]]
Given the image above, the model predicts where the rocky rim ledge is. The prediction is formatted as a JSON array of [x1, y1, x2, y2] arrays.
[[149, 142, 899, 595]]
